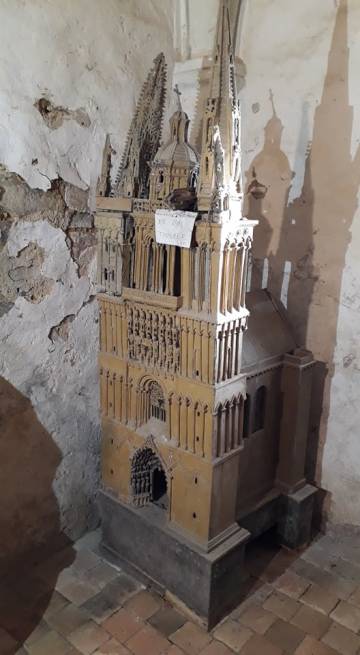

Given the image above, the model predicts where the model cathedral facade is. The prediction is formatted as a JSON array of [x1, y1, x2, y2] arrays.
[[97, 0, 317, 627]]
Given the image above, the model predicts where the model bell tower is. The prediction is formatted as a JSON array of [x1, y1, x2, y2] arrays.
[[95, 1, 262, 629]]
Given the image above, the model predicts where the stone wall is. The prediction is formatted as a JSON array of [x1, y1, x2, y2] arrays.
[[174, 0, 360, 527], [0, 0, 174, 564]]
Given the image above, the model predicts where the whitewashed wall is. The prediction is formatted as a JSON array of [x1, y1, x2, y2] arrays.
[[174, 0, 360, 527], [0, 0, 174, 559]]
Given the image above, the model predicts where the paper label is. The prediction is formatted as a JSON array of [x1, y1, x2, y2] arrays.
[[155, 209, 197, 248]]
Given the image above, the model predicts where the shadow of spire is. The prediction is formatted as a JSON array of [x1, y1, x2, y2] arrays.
[[245, 0, 360, 511]]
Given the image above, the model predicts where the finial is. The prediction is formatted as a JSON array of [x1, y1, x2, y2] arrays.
[[173, 84, 182, 112]]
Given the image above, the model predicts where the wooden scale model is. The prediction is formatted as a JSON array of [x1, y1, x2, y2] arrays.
[[96, 1, 317, 627]]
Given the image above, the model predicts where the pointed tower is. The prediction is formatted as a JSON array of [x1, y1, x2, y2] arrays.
[[197, 0, 241, 212], [112, 53, 167, 199], [96, 134, 112, 197]]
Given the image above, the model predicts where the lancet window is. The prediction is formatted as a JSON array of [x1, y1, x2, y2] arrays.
[[150, 382, 166, 422], [136, 378, 167, 427], [220, 241, 249, 314]]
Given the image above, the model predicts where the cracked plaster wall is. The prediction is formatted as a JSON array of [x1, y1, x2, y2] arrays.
[[0, 0, 174, 558], [174, 0, 360, 527]]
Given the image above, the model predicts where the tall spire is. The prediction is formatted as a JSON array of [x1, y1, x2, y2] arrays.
[[197, 0, 241, 213], [112, 53, 167, 199]]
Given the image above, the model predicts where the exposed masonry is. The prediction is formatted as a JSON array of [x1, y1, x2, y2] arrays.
[[0, 162, 100, 550], [34, 97, 91, 130], [0, 165, 96, 314]]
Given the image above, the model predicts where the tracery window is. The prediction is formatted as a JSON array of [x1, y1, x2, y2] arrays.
[[150, 382, 166, 422]]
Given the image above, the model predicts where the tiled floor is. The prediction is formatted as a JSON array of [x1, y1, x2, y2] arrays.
[[1, 529, 360, 654]]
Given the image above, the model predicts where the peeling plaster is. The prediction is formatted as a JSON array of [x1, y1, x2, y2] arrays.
[[0, 0, 174, 554]]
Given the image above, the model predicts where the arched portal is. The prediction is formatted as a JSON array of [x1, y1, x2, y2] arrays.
[[130, 447, 168, 510]]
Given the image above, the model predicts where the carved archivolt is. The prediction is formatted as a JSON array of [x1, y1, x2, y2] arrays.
[[130, 445, 168, 508], [136, 377, 167, 427]]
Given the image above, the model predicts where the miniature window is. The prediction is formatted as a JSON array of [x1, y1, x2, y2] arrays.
[[243, 394, 251, 438], [104, 267, 108, 281], [162, 247, 168, 293], [150, 382, 166, 422], [253, 386, 266, 433], [159, 171, 164, 184], [147, 241, 154, 291]]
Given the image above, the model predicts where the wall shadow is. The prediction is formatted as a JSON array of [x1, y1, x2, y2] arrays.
[[244, 0, 360, 526], [0, 377, 75, 651]]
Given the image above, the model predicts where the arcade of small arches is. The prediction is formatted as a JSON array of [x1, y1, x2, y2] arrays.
[[100, 369, 268, 458], [213, 384, 267, 458]]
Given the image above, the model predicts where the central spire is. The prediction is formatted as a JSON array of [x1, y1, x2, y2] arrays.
[[197, 0, 241, 214]]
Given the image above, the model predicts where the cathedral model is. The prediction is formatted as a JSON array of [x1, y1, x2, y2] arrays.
[[96, 1, 317, 628]]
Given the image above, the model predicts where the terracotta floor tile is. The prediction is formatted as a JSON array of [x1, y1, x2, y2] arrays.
[[294, 635, 339, 655], [265, 618, 305, 654], [301, 585, 339, 616], [102, 575, 142, 607], [166, 646, 186, 655], [43, 591, 69, 619], [86, 562, 120, 591], [302, 545, 336, 572], [238, 633, 283, 655], [47, 603, 92, 636], [274, 571, 311, 600], [102, 609, 143, 643], [199, 640, 234, 655], [348, 586, 360, 608], [327, 558, 360, 584], [124, 590, 161, 620], [68, 620, 111, 655], [230, 581, 273, 620], [291, 605, 332, 639], [170, 621, 212, 655], [126, 625, 169, 655], [59, 578, 100, 607], [72, 550, 102, 575], [263, 591, 300, 620], [24, 619, 51, 646], [93, 637, 131, 654], [213, 619, 253, 653], [26, 629, 74, 655], [322, 622, 360, 655], [82, 589, 123, 624], [330, 599, 360, 632], [238, 603, 277, 634], [148, 606, 186, 637], [292, 559, 357, 601]]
